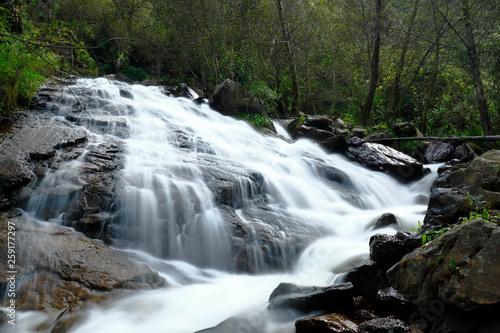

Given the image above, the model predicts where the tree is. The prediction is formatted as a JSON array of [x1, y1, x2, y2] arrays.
[[360, 0, 382, 125]]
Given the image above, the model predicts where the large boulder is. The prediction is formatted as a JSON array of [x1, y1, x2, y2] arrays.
[[424, 150, 500, 226], [424, 142, 455, 164], [268, 282, 357, 319], [209, 79, 267, 117], [346, 139, 427, 181], [0, 213, 165, 312], [303, 115, 333, 131], [387, 219, 500, 312]]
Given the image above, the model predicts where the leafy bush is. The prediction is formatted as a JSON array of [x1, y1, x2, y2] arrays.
[[120, 65, 151, 82]]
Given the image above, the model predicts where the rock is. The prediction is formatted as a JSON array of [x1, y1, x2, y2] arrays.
[[358, 317, 416, 333], [388, 219, 500, 312], [333, 118, 346, 130], [295, 313, 359, 333], [351, 127, 368, 138], [295, 125, 348, 153], [345, 262, 391, 300], [372, 287, 414, 320], [268, 282, 356, 319], [303, 115, 333, 131], [390, 122, 422, 138], [423, 150, 500, 227], [424, 142, 455, 164], [374, 213, 399, 230], [209, 79, 267, 117], [172, 83, 199, 100], [0, 214, 165, 312], [220, 205, 328, 272], [196, 317, 261, 333], [347, 141, 427, 181], [369, 234, 408, 270], [451, 143, 476, 162]]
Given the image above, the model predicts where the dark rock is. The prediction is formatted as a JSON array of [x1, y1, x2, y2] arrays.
[[424, 142, 455, 164], [358, 317, 415, 333], [369, 234, 410, 270], [345, 262, 390, 300], [390, 123, 421, 138], [295, 125, 348, 153], [173, 83, 199, 100], [372, 287, 414, 319], [374, 213, 399, 230], [268, 282, 356, 319], [423, 150, 500, 227], [451, 143, 476, 163], [0, 214, 164, 312], [283, 117, 303, 133], [303, 115, 333, 131], [295, 313, 359, 333], [351, 310, 379, 323], [209, 79, 267, 117], [387, 219, 500, 312], [347, 141, 427, 181]]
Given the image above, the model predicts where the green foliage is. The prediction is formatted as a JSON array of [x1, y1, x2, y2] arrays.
[[120, 65, 151, 82], [249, 80, 278, 117], [0, 5, 96, 115], [0, 40, 47, 114], [459, 192, 497, 223], [236, 112, 274, 131], [448, 259, 458, 271]]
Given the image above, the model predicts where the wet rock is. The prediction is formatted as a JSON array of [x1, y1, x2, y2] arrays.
[[220, 205, 327, 272], [295, 313, 359, 333], [424, 142, 455, 164], [387, 219, 500, 311], [357, 317, 416, 333], [372, 287, 414, 319], [295, 125, 348, 153], [369, 234, 409, 270], [424, 150, 500, 227], [0, 214, 165, 312], [374, 213, 399, 230], [347, 140, 427, 181], [172, 83, 199, 100], [268, 282, 356, 319], [345, 262, 391, 300], [195, 317, 260, 333], [209, 79, 267, 117], [303, 115, 333, 131]]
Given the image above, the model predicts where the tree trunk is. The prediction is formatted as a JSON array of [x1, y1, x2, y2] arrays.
[[386, 0, 420, 122], [461, 0, 493, 136], [361, 0, 382, 125], [275, 0, 299, 117], [421, 36, 440, 135]]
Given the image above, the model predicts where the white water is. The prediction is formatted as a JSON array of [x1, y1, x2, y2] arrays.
[[3, 78, 439, 332]]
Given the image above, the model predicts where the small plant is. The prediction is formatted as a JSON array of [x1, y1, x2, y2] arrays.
[[459, 192, 496, 223], [411, 221, 450, 245], [449, 259, 459, 271]]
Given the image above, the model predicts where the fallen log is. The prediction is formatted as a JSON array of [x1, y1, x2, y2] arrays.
[[365, 135, 500, 144]]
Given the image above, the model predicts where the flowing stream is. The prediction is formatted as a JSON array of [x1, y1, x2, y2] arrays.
[[7, 78, 438, 332]]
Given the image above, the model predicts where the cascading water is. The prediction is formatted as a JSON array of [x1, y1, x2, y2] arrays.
[[6, 78, 438, 332]]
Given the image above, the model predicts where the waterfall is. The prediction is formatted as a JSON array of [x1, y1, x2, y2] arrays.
[[6, 78, 438, 333]]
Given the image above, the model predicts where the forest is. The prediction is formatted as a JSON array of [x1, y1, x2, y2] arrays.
[[1, 0, 499, 137]]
